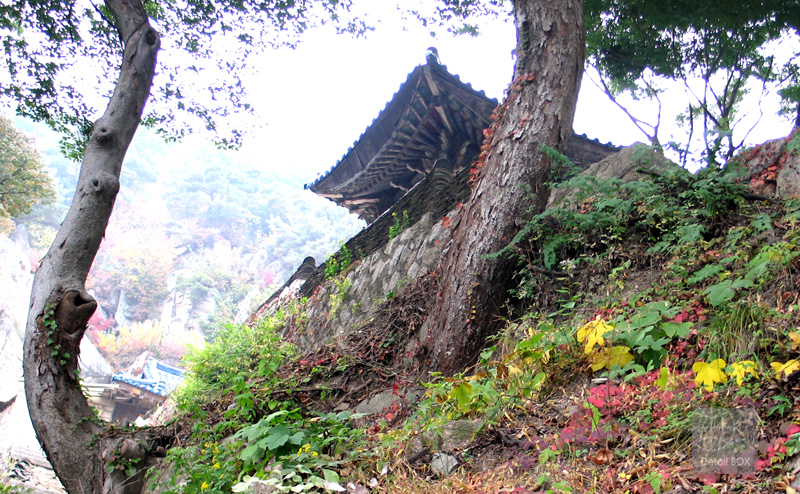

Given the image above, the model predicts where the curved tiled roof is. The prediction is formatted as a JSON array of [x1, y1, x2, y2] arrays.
[[306, 58, 618, 223], [111, 358, 184, 397]]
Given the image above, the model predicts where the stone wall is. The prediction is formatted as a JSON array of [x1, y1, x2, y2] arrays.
[[281, 211, 451, 351]]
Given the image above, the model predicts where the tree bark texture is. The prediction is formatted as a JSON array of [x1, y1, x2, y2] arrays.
[[22, 1, 159, 492], [421, 0, 585, 374]]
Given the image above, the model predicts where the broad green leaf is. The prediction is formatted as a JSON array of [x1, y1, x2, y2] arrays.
[[288, 431, 305, 445], [240, 443, 260, 461], [660, 321, 693, 338], [264, 425, 291, 450], [322, 469, 340, 484], [449, 382, 474, 412], [516, 333, 544, 351], [704, 278, 753, 307], [687, 264, 723, 285]]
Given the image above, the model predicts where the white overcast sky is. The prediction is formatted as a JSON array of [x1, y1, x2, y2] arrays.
[[217, 7, 798, 181], [16, 3, 800, 181]]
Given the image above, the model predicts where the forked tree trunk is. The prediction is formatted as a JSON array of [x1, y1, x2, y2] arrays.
[[422, 0, 585, 374], [22, 0, 159, 492]]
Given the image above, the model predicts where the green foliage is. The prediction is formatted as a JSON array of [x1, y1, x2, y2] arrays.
[[495, 163, 747, 283], [0, 482, 31, 493], [585, 1, 798, 164], [161, 410, 366, 494], [703, 278, 754, 307], [0, 116, 55, 221], [0, 0, 361, 152], [42, 302, 72, 367], [328, 277, 353, 317], [159, 438, 240, 494], [609, 301, 692, 369], [407, 336, 550, 437], [388, 210, 410, 240], [324, 244, 353, 279], [232, 410, 366, 493], [176, 263, 243, 307], [176, 312, 293, 418]]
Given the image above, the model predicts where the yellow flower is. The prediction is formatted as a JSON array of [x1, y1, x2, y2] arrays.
[[693, 359, 728, 391], [577, 319, 614, 354], [201, 482, 210, 491], [213, 463, 221, 470], [311, 451, 318, 458], [726, 360, 759, 385], [771, 359, 800, 377]]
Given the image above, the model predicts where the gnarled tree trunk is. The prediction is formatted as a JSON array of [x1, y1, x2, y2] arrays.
[[422, 0, 585, 373], [22, 0, 160, 492]]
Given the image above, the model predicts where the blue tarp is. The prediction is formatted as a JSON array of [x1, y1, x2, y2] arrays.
[[111, 357, 184, 397]]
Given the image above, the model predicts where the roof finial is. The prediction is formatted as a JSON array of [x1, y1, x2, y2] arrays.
[[426, 46, 441, 65]]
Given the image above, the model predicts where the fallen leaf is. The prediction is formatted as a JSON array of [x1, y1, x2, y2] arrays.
[[726, 360, 759, 385], [577, 318, 614, 354], [589, 345, 634, 372], [789, 332, 800, 350], [771, 359, 800, 378], [693, 359, 728, 391]]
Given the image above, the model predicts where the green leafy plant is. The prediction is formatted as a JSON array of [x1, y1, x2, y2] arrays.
[[703, 278, 753, 307], [176, 312, 293, 419], [159, 438, 240, 494], [388, 210, 410, 240], [232, 410, 366, 493], [328, 277, 352, 317], [324, 244, 353, 279]]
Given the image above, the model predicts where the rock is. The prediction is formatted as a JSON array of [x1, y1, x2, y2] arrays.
[[430, 452, 458, 476], [733, 131, 800, 198], [354, 389, 397, 415], [438, 419, 481, 452], [548, 142, 678, 208], [790, 456, 800, 489]]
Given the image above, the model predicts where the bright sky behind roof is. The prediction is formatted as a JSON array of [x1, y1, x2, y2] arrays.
[[14, 2, 798, 182], [219, 5, 797, 181]]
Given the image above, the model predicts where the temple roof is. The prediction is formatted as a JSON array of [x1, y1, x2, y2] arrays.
[[111, 357, 184, 397], [308, 58, 617, 223]]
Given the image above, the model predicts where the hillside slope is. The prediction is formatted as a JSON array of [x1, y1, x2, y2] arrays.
[[5, 138, 800, 494]]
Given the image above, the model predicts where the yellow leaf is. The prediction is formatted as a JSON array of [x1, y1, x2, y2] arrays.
[[577, 318, 614, 354], [507, 364, 524, 376], [789, 332, 800, 351], [726, 360, 759, 386], [771, 359, 800, 378], [693, 359, 728, 391], [588, 345, 634, 372]]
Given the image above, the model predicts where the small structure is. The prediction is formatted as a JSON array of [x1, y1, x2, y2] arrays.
[[89, 357, 184, 424], [307, 54, 618, 223]]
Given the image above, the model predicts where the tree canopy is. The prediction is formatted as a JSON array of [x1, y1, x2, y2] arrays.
[[585, 0, 800, 164], [0, 115, 55, 222], [0, 0, 364, 156]]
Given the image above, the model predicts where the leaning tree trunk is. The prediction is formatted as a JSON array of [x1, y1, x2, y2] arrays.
[[22, 1, 159, 492], [422, 0, 585, 374]]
